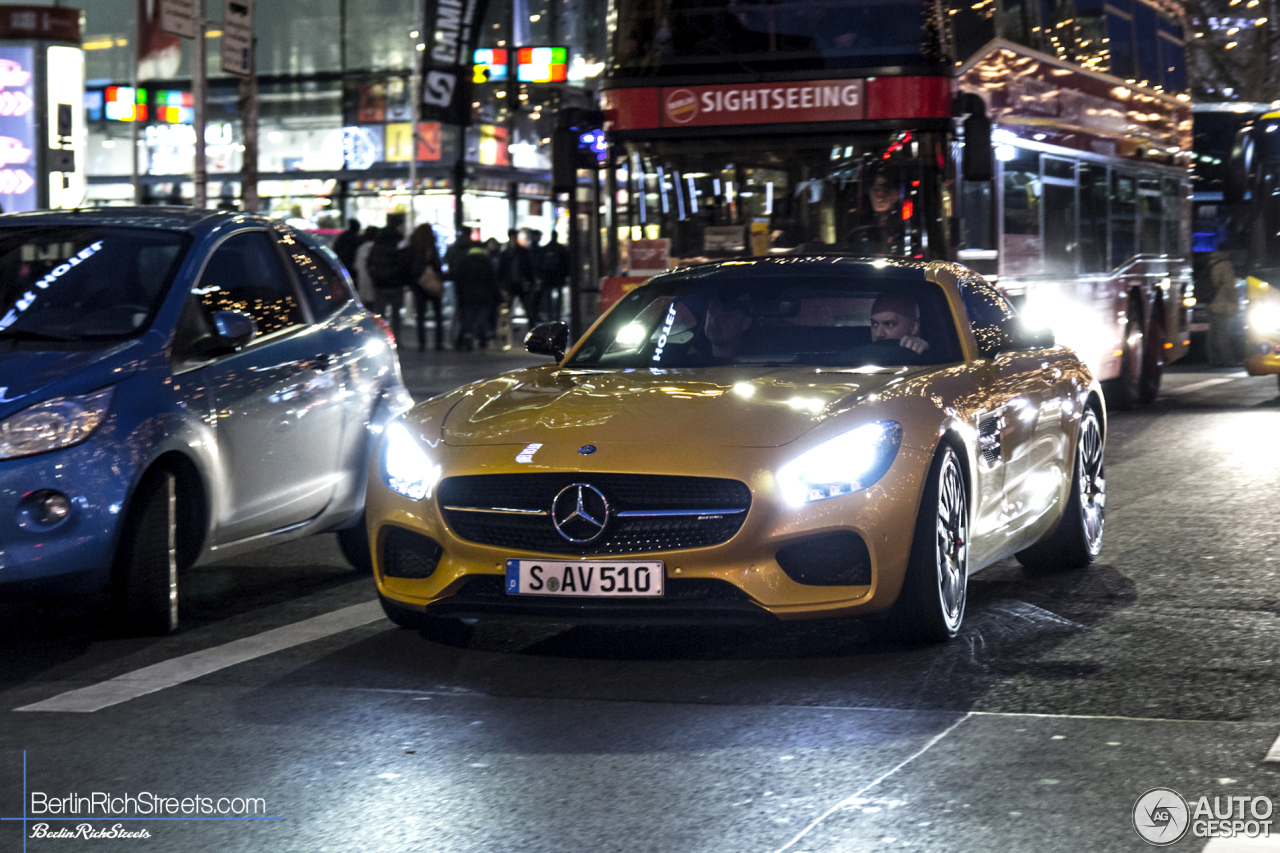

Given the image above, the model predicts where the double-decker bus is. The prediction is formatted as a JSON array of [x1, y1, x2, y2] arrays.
[[600, 0, 1194, 406], [1227, 109, 1280, 386]]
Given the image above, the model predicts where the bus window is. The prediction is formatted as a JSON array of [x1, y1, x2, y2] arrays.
[[1163, 178, 1185, 258], [1044, 182, 1078, 275], [1002, 148, 1042, 275], [1138, 178, 1163, 255], [1111, 171, 1137, 267], [1079, 163, 1109, 273]]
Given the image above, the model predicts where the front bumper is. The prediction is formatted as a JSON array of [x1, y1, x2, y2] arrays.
[[0, 439, 134, 591], [367, 441, 933, 623]]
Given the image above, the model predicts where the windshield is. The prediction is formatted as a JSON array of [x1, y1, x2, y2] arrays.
[[0, 226, 188, 346], [569, 268, 962, 368], [608, 0, 945, 78]]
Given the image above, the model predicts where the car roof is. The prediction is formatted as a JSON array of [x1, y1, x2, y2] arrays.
[[648, 255, 965, 284], [0, 207, 279, 238]]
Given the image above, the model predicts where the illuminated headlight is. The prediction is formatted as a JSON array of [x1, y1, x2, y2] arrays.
[[1250, 302, 1280, 333], [381, 420, 441, 500], [0, 387, 114, 461], [777, 421, 903, 506]]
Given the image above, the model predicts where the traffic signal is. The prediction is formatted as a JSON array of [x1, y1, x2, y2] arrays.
[[553, 107, 605, 193]]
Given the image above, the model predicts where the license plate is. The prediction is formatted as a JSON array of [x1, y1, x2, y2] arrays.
[[505, 559, 665, 597]]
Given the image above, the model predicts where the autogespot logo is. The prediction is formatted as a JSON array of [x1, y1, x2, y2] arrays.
[[1133, 788, 1191, 846]]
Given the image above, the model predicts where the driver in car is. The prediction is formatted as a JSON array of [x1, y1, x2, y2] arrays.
[[870, 293, 930, 355]]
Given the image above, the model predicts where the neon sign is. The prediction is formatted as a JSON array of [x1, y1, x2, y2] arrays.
[[516, 47, 567, 83], [0, 46, 36, 211]]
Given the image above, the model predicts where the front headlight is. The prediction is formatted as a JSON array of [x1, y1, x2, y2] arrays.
[[0, 387, 114, 461], [381, 420, 441, 500], [1250, 302, 1280, 333], [777, 420, 903, 506]]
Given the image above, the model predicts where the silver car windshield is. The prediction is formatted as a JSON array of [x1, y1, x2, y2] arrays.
[[0, 226, 188, 345]]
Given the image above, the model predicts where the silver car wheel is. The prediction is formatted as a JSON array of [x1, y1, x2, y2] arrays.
[[1078, 409, 1105, 556]]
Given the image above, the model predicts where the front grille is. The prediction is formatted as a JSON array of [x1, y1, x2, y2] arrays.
[[438, 473, 751, 555]]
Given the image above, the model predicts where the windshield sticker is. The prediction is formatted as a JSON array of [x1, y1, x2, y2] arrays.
[[651, 301, 678, 362], [0, 240, 104, 331]]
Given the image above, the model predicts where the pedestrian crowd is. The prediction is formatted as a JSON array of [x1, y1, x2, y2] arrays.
[[330, 214, 570, 352]]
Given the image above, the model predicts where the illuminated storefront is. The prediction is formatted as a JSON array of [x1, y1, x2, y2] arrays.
[[82, 0, 606, 244]]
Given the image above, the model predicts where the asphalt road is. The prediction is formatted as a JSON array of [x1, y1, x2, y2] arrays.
[[2, 357, 1280, 853]]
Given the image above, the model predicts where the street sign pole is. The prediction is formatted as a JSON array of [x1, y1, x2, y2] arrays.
[[222, 0, 257, 211]]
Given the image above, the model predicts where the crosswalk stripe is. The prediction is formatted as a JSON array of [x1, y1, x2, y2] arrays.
[[1166, 373, 1250, 396], [13, 601, 385, 713]]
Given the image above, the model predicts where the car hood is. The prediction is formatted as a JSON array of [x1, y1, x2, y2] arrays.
[[0, 338, 151, 419], [441, 365, 927, 448]]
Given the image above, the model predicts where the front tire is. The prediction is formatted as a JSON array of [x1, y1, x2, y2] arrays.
[[891, 444, 970, 643], [336, 517, 374, 574], [1104, 298, 1145, 411], [114, 470, 179, 635], [1016, 406, 1105, 571]]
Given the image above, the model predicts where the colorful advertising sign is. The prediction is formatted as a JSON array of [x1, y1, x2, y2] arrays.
[[472, 48, 507, 83], [0, 46, 36, 212], [516, 47, 566, 83]]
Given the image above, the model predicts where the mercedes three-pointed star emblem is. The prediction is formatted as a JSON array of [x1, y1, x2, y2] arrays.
[[551, 483, 611, 544]]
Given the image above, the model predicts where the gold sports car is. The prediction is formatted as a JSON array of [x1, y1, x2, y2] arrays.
[[366, 257, 1107, 642]]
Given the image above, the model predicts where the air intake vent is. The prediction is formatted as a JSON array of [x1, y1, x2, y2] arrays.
[[381, 527, 443, 579], [775, 532, 872, 586]]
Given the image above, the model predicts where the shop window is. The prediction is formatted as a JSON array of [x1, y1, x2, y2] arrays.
[[1002, 148, 1042, 275], [1079, 163, 1109, 273], [1111, 171, 1137, 267]]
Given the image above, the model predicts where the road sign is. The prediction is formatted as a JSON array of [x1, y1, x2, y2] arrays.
[[221, 0, 254, 77], [160, 0, 198, 38]]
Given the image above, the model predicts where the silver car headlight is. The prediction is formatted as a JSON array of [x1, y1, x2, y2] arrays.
[[0, 387, 114, 461], [381, 420, 441, 500], [777, 420, 903, 506]]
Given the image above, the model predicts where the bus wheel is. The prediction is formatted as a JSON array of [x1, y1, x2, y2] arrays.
[[1104, 299, 1144, 411], [1137, 310, 1166, 405]]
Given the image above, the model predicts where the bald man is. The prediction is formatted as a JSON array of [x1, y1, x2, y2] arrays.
[[870, 293, 930, 355]]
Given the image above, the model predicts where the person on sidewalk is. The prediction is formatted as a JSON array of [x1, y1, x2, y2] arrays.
[[332, 218, 362, 274], [539, 229, 570, 322], [1207, 248, 1241, 367], [367, 214, 410, 341], [448, 235, 500, 350], [352, 225, 379, 309], [498, 228, 537, 328], [407, 223, 446, 352]]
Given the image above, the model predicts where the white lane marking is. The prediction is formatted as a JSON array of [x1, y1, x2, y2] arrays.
[[1166, 373, 1250, 395], [14, 601, 385, 713], [1203, 839, 1280, 852], [770, 713, 972, 853], [1265, 731, 1280, 763]]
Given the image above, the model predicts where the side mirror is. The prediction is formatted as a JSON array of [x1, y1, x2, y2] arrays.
[[525, 321, 569, 360], [210, 309, 256, 352], [998, 316, 1055, 353]]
